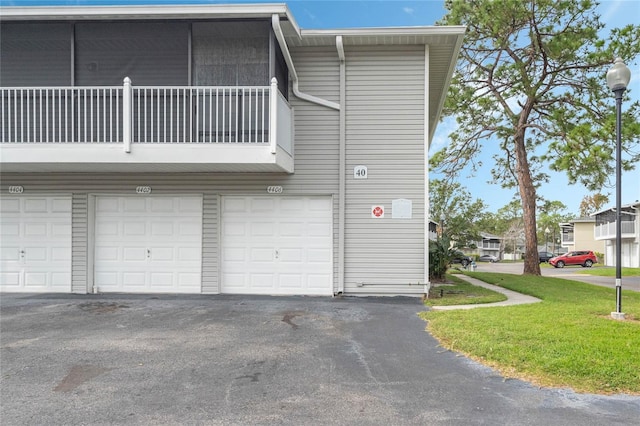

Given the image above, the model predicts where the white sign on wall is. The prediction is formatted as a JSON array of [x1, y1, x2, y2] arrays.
[[8, 186, 24, 194], [136, 186, 152, 194], [354, 165, 368, 179], [392, 199, 412, 219]]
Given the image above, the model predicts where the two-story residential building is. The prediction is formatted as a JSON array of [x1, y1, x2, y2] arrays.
[[593, 202, 640, 268], [477, 232, 501, 259], [560, 217, 605, 256], [0, 4, 465, 296]]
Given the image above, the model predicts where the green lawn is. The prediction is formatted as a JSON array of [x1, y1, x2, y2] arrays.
[[574, 267, 640, 277], [420, 272, 640, 395], [426, 274, 507, 306]]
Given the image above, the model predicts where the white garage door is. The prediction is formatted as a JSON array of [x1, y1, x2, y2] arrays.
[[0, 196, 72, 292], [221, 196, 333, 295], [94, 196, 203, 293]]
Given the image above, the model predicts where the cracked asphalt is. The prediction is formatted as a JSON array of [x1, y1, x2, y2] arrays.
[[1, 293, 638, 425]]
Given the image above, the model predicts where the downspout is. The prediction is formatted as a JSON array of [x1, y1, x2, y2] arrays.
[[271, 14, 340, 111], [337, 35, 346, 294], [424, 44, 430, 297]]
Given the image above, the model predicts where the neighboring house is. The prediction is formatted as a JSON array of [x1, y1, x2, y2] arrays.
[[428, 220, 439, 242], [478, 232, 501, 258], [0, 4, 465, 296], [560, 217, 604, 256], [593, 202, 640, 268], [465, 232, 502, 259]]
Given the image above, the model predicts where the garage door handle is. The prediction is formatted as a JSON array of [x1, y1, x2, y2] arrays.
[[147, 249, 151, 258], [20, 250, 25, 257], [275, 250, 279, 259]]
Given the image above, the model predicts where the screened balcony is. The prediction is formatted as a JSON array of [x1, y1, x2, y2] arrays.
[[0, 19, 293, 173], [594, 209, 637, 241], [1, 78, 293, 173]]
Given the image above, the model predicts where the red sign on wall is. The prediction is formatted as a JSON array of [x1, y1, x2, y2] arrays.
[[371, 205, 385, 218]]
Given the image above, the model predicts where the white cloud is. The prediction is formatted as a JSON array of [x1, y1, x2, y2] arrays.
[[403, 7, 415, 15]]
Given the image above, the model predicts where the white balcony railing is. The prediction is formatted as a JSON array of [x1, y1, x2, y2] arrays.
[[481, 242, 500, 249], [594, 221, 636, 240], [1, 78, 293, 172], [2, 77, 291, 147]]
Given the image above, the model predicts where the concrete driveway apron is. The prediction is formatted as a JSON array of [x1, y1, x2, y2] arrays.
[[1, 293, 638, 425]]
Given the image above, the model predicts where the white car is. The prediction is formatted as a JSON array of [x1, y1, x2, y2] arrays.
[[478, 254, 498, 263]]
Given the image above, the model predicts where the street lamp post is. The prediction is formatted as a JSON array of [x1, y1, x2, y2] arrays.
[[544, 227, 550, 253], [606, 57, 631, 321]]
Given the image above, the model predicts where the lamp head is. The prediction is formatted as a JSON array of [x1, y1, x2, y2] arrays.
[[606, 58, 631, 92]]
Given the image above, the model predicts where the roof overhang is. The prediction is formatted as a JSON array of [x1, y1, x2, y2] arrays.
[[592, 202, 640, 217], [0, 3, 301, 35], [287, 26, 466, 144]]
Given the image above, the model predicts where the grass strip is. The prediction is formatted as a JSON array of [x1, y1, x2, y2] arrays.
[[420, 272, 640, 395], [426, 274, 507, 306], [573, 267, 640, 277]]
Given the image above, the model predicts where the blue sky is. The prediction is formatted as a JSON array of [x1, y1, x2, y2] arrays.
[[2, 0, 638, 215]]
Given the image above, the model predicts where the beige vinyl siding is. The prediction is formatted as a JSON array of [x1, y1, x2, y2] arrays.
[[201, 194, 219, 294], [1, 47, 342, 294], [344, 45, 425, 294], [71, 193, 88, 294], [575, 222, 605, 254], [288, 45, 341, 288]]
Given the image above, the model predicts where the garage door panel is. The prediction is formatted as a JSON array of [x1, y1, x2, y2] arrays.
[[25, 272, 47, 287], [308, 223, 332, 237], [308, 274, 332, 290], [51, 273, 71, 288], [96, 197, 119, 212], [250, 198, 276, 211], [24, 198, 47, 212], [124, 222, 146, 236], [251, 274, 275, 288], [25, 223, 47, 237], [279, 274, 302, 289], [279, 248, 302, 263], [179, 221, 203, 237], [1, 272, 21, 286], [309, 198, 332, 211], [1, 247, 20, 261], [123, 272, 146, 287], [94, 195, 202, 294], [1, 223, 19, 236], [1, 198, 20, 213], [221, 196, 333, 296], [0, 196, 71, 293], [123, 198, 146, 212], [178, 247, 200, 261], [123, 247, 147, 261], [308, 249, 332, 263]]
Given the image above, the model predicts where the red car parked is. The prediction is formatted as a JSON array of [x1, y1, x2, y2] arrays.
[[549, 251, 597, 268]]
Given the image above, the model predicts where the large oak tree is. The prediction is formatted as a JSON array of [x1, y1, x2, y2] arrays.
[[433, 0, 640, 274]]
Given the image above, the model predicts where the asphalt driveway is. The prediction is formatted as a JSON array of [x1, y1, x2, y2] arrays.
[[1, 293, 638, 425]]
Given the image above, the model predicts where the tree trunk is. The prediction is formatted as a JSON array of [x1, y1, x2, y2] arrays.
[[514, 126, 541, 275]]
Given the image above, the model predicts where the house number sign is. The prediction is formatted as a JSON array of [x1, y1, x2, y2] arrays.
[[354, 165, 368, 179], [266, 186, 283, 194], [136, 186, 152, 194], [8, 186, 24, 194]]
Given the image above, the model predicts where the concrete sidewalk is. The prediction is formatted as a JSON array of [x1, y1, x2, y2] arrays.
[[430, 274, 542, 310]]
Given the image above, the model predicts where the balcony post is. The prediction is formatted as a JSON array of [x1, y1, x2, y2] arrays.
[[269, 77, 278, 154], [123, 77, 132, 153]]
